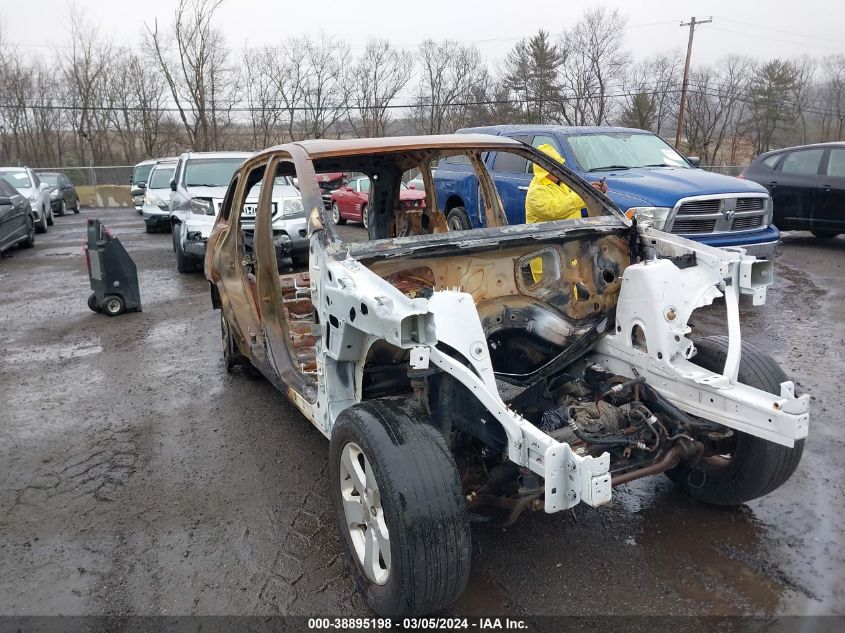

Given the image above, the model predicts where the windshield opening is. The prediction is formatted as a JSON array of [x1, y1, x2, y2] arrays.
[[149, 165, 176, 189], [0, 171, 33, 189], [133, 164, 154, 184], [567, 133, 689, 171], [184, 158, 245, 188]]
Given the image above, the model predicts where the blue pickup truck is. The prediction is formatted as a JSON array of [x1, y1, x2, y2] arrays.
[[434, 125, 779, 258]]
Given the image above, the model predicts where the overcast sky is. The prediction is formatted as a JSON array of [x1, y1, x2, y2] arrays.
[[1, 0, 843, 69]]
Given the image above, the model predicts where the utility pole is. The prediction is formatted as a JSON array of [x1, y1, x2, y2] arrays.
[[675, 16, 712, 150]]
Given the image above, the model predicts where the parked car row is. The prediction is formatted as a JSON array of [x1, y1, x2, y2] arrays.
[[0, 166, 79, 254], [130, 151, 309, 274]]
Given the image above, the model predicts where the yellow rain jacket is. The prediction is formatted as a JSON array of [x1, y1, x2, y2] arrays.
[[525, 144, 585, 224], [526, 144, 585, 280]]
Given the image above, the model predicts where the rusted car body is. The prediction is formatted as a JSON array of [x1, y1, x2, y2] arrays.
[[205, 134, 808, 617]]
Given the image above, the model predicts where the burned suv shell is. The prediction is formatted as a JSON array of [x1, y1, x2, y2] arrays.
[[205, 135, 809, 617]]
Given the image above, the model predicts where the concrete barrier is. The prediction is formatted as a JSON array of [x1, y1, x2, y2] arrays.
[[77, 185, 135, 208]]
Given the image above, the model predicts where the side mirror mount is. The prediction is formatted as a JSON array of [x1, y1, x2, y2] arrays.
[[408, 183, 416, 190], [346, 186, 354, 192], [39, 183, 50, 192], [0, 196, 11, 205], [170, 178, 177, 192], [137, 182, 147, 191], [687, 156, 701, 168]]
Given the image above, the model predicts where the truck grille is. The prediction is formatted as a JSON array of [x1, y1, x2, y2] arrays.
[[670, 195, 769, 235]]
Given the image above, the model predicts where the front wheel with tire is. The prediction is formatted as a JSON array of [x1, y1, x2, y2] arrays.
[[667, 335, 804, 505], [100, 295, 125, 317], [36, 209, 48, 233], [19, 216, 35, 248], [58, 200, 67, 217], [331, 201, 346, 225], [446, 206, 471, 231], [87, 293, 101, 312], [329, 398, 471, 617], [46, 205, 54, 226]]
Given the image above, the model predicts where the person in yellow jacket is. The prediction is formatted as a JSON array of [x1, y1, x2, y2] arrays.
[[526, 144, 586, 280], [525, 144, 586, 225]]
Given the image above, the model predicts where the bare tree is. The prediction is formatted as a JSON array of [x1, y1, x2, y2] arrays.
[[684, 56, 754, 164], [348, 39, 412, 137], [819, 54, 845, 141], [620, 52, 681, 134], [558, 8, 629, 125], [413, 39, 487, 134], [64, 7, 114, 166], [145, 0, 234, 151]]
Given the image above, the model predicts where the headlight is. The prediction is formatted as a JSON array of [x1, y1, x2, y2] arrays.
[[188, 198, 215, 216], [626, 207, 671, 230], [281, 198, 304, 216], [50, 190, 58, 200]]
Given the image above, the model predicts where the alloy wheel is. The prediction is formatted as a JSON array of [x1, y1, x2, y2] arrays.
[[339, 441, 390, 585]]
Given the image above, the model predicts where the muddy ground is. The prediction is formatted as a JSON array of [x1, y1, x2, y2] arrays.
[[0, 207, 843, 619]]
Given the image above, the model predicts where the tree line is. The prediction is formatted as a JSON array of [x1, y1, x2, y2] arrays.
[[1, 0, 843, 171]]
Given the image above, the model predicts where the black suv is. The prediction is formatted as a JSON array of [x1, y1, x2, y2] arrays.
[[741, 142, 845, 239]]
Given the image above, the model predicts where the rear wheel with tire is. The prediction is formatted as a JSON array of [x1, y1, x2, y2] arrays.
[[329, 398, 471, 617], [446, 206, 471, 231], [361, 204, 369, 230], [100, 295, 125, 317], [19, 216, 35, 248], [331, 201, 346, 225], [221, 313, 250, 372], [667, 335, 804, 505], [72, 200, 80, 214], [811, 230, 840, 239]]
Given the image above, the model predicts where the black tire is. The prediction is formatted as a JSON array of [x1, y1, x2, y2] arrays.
[[87, 293, 101, 313], [171, 222, 180, 253], [46, 205, 54, 226], [36, 209, 48, 233], [174, 230, 198, 273], [667, 335, 804, 505], [446, 206, 471, 231], [331, 201, 346, 225], [221, 312, 250, 372], [811, 230, 840, 239], [329, 398, 471, 617], [100, 294, 125, 317], [19, 216, 35, 248], [72, 201, 80, 214], [145, 222, 156, 234], [361, 203, 369, 229], [58, 200, 67, 216]]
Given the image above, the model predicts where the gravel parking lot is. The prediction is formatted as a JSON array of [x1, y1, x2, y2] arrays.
[[1, 208, 843, 618]]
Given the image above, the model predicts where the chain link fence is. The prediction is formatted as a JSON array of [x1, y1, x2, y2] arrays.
[[32, 165, 134, 187]]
